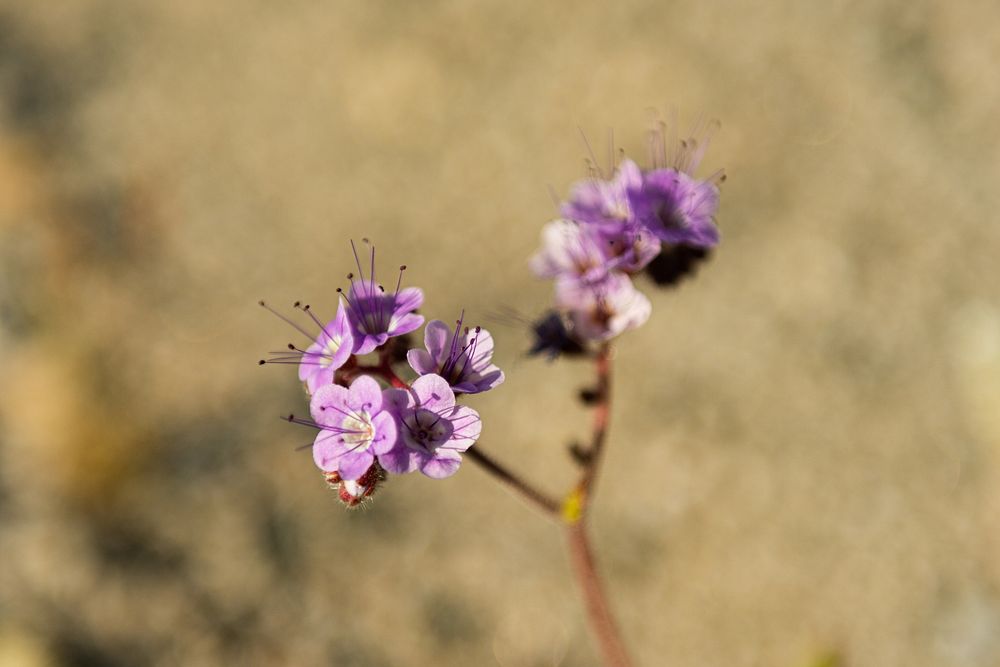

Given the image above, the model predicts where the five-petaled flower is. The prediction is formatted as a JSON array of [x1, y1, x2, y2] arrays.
[[383, 374, 483, 479], [407, 317, 504, 394], [310, 375, 399, 481]]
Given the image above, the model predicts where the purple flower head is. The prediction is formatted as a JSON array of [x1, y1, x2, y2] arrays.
[[338, 240, 424, 355], [630, 114, 726, 248], [630, 170, 720, 247], [590, 222, 662, 274], [407, 315, 504, 394], [556, 273, 651, 341], [383, 374, 482, 479], [530, 219, 612, 285], [561, 158, 642, 228], [259, 299, 354, 394], [308, 375, 398, 481]]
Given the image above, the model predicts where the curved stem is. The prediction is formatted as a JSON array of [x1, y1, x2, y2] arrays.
[[567, 521, 633, 667], [465, 448, 560, 517]]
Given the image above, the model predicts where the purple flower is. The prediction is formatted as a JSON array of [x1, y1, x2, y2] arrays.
[[383, 374, 482, 479], [407, 317, 504, 394], [259, 299, 354, 394], [561, 159, 642, 228], [556, 273, 651, 341], [630, 114, 725, 248], [589, 222, 662, 273], [530, 219, 613, 285], [630, 169, 720, 247], [295, 300, 354, 393], [310, 375, 398, 481], [338, 242, 424, 355]]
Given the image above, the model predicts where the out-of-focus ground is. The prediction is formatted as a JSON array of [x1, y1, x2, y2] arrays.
[[1, 1, 999, 665]]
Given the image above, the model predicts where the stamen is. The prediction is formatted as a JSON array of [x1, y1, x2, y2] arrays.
[[578, 127, 605, 180], [295, 302, 334, 340], [259, 300, 313, 339]]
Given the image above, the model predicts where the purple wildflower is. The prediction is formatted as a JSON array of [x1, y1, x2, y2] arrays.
[[383, 374, 482, 479], [338, 241, 424, 355], [259, 299, 354, 394], [629, 170, 720, 247], [530, 219, 612, 285], [309, 375, 398, 481], [629, 115, 725, 248], [407, 316, 504, 394], [556, 273, 651, 341], [561, 158, 642, 228]]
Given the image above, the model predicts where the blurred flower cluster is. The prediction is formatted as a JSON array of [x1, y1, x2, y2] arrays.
[[262, 241, 503, 505], [530, 119, 726, 351]]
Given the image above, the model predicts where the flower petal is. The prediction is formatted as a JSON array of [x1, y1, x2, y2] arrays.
[[422, 319, 452, 364], [338, 450, 375, 481], [378, 443, 419, 474], [388, 313, 424, 337], [393, 287, 424, 314], [407, 348, 437, 376], [347, 375, 383, 413], [445, 405, 481, 451], [419, 450, 462, 479], [310, 383, 351, 425], [411, 374, 455, 411], [370, 411, 398, 455]]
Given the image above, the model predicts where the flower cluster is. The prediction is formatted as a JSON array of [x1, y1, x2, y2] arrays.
[[530, 118, 725, 349], [261, 241, 503, 505]]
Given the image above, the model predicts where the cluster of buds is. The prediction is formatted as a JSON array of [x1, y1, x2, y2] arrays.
[[529, 117, 726, 355], [261, 241, 503, 506]]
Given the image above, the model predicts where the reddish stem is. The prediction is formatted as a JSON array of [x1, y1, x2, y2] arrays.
[[567, 522, 633, 667]]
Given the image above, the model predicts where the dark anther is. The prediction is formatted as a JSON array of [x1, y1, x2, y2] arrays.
[[578, 387, 601, 404], [258, 360, 266, 365]]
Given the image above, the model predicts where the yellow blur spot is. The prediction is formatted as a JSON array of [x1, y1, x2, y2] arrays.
[[560, 487, 586, 524]]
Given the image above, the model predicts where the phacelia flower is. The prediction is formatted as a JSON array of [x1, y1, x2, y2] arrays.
[[555, 273, 651, 341], [629, 115, 725, 248], [629, 170, 720, 247], [309, 375, 398, 481], [408, 317, 504, 394], [259, 299, 354, 394], [339, 242, 424, 355], [383, 374, 482, 479], [561, 158, 642, 228], [530, 219, 613, 285]]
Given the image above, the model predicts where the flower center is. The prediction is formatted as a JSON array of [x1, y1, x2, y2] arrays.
[[339, 412, 375, 450], [403, 408, 453, 452], [320, 337, 342, 368], [656, 201, 687, 231]]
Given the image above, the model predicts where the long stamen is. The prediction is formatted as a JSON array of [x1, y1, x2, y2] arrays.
[[296, 303, 335, 341], [259, 300, 314, 339]]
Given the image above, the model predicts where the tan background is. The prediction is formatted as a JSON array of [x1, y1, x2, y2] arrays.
[[1, 1, 999, 665]]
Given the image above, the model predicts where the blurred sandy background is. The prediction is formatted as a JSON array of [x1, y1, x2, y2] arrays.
[[1, 1, 999, 665]]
